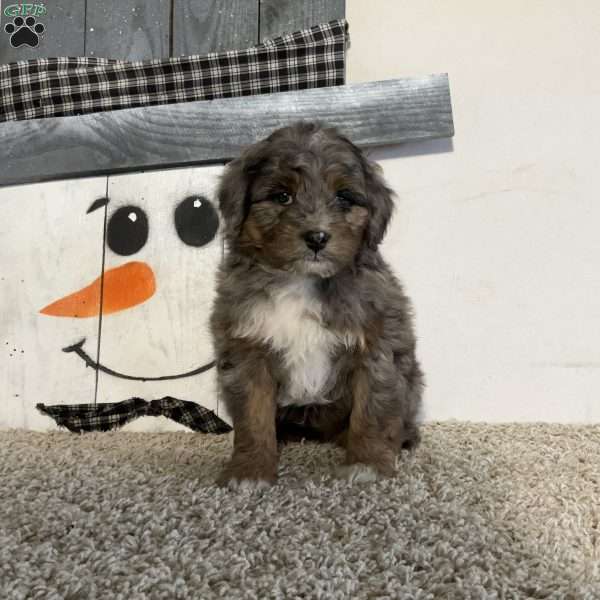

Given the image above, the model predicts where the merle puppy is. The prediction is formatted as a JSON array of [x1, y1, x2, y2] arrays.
[[210, 122, 423, 489]]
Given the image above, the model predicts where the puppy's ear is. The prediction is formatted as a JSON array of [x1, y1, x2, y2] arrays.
[[333, 130, 395, 249], [360, 153, 395, 249], [218, 141, 269, 240]]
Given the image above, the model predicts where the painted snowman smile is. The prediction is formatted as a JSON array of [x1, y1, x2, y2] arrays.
[[63, 339, 216, 382]]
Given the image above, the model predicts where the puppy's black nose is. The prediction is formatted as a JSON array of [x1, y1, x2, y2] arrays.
[[303, 230, 330, 252]]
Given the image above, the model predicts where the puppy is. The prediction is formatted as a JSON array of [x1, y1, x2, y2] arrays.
[[210, 122, 424, 488]]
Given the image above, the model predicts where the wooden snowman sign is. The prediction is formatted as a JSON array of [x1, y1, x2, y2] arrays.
[[0, 166, 230, 432]]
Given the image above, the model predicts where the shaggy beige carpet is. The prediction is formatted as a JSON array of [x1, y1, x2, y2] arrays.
[[0, 423, 598, 599]]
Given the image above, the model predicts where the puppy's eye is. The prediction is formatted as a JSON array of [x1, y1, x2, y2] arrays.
[[335, 190, 357, 211], [270, 192, 293, 206]]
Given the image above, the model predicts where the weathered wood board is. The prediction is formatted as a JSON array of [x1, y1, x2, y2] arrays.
[[0, 1, 86, 62], [0, 0, 345, 64], [173, 0, 259, 56], [259, 0, 345, 40], [0, 176, 107, 430], [0, 74, 454, 187], [85, 0, 170, 60], [95, 165, 226, 431]]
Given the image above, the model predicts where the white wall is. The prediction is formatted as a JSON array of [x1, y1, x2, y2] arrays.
[[347, 0, 600, 423]]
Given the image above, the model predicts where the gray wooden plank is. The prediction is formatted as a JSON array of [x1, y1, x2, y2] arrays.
[[0, 74, 454, 187], [173, 0, 259, 56], [85, 0, 169, 60], [0, 1, 85, 62], [259, 0, 344, 40]]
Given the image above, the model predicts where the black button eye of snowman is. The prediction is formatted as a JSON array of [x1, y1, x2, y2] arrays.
[[107, 205, 149, 256], [174, 196, 220, 247]]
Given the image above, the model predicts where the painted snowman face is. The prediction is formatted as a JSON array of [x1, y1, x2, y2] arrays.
[[43, 169, 223, 383], [0, 166, 226, 431]]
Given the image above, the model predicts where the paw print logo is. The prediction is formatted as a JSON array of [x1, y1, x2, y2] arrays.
[[5, 16, 45, 48]]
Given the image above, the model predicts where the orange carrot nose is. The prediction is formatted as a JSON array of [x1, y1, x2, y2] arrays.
[[40, 261, 156, 318]]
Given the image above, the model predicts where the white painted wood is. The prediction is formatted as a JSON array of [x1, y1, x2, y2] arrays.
[[0, 177, 107, 430], [96, 166, 227, 432]]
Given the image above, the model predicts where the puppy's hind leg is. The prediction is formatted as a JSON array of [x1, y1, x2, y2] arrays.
[[396, 357, 424, 452]]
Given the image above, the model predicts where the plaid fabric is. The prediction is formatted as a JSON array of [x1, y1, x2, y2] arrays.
[[36, 397, 232, 434], [0, 19, 348, 123]]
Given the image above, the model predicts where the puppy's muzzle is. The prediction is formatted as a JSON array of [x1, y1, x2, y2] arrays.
[[303, 230, 331, 253]]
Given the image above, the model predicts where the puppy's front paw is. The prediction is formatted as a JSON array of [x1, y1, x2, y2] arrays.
[[216, 455, 277, 490], [336, 462, 381, 484]]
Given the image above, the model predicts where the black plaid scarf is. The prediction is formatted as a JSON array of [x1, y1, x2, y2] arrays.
[[37, 397, 232, 434], [0, 19, 348, 123]]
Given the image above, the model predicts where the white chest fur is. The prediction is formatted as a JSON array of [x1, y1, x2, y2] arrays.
[[234, 278, 351, 405]]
